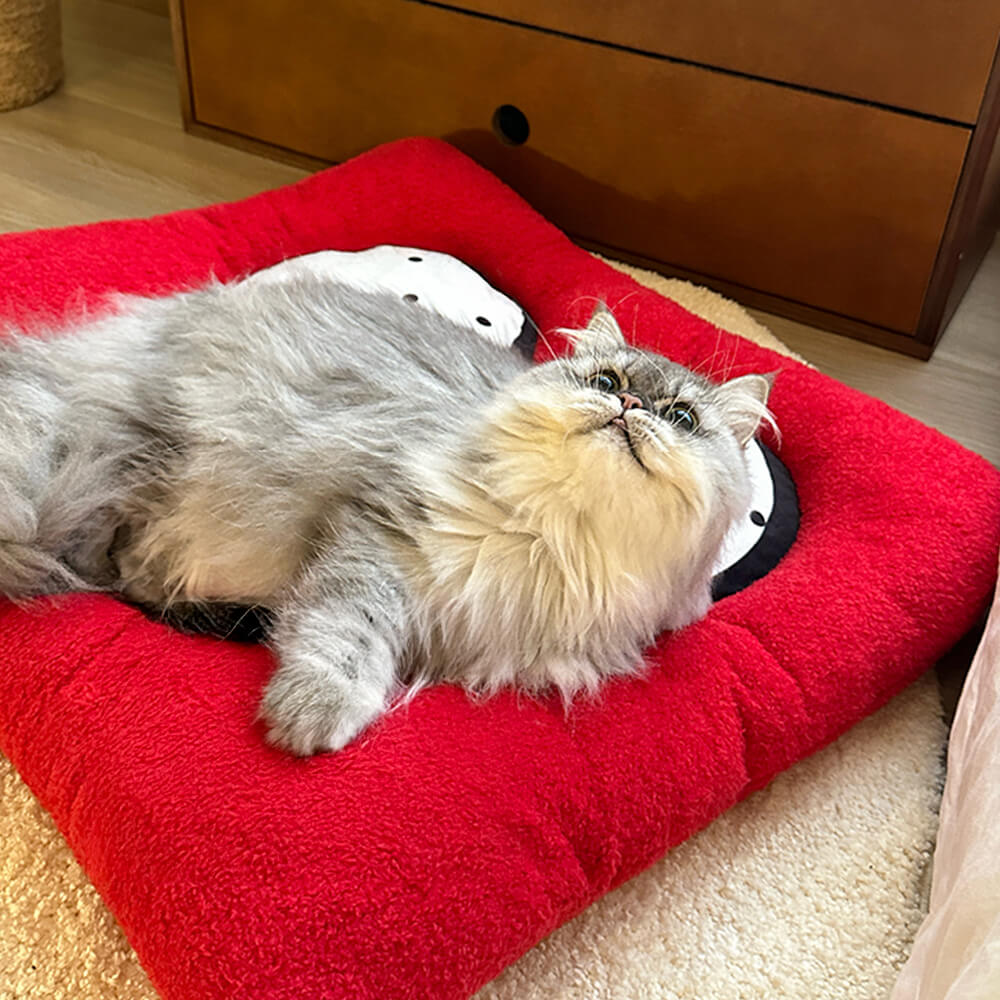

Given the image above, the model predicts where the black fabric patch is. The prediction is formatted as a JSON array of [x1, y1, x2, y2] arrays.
[[712, 443, 800, 601], [513, 313, 540, 359], [135, 601, 273, 643]]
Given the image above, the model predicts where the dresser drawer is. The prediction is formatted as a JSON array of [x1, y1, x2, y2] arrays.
[[453, 0, 1000, 123], [182, 0, 970, 336]]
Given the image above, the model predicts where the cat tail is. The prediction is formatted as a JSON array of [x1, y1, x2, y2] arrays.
[[1, 306, 162, 603], [0, 346, 142, 603], [0, 449, 124, 602], [0, 538, 92, 601]]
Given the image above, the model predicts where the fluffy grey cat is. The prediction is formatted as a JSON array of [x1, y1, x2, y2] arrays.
[[0, 265, 771, 754]]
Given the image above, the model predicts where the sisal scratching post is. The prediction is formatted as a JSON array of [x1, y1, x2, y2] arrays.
[[0, 0, 62, 111]]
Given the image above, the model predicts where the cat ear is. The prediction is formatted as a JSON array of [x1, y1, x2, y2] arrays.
[[566, 303, 626, 355], [718, 373, 774, 447]]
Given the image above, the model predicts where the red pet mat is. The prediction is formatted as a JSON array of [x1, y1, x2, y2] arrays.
[[1, 138, 997, 999]]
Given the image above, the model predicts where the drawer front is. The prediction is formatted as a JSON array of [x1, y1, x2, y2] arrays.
[[452, 0, 1000, 124], [182, 0, 970, 335]]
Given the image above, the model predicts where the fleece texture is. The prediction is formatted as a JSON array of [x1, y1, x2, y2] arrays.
[[477, 674, 944, 1000], [0, 266, 946, 1000], [0, 674, 945, 1000], [0, 138, 997, 1000]]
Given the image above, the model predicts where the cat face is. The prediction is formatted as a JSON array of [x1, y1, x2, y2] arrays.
[[480, 306, 771, 533], [412, 306, 776, 685]]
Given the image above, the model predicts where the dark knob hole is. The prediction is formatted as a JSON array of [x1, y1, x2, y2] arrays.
[[492, 104, 530, 146]]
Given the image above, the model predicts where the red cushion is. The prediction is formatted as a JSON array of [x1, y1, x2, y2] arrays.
[[1, 138, 997, 999]]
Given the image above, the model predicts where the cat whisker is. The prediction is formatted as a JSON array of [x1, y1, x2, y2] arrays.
[[566, 293, 604, 317], [533, 324, 560, 360], [220, 603, 264, 640]]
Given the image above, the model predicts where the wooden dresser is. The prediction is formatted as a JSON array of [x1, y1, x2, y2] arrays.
[[169, 0, 1000, 357]]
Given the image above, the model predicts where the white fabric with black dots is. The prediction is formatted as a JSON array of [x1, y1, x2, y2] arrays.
[[712, 439, 774, 576], [247, 246, 527, 348]]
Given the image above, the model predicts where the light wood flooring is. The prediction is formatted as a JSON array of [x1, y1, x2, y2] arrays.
[[1, 0, 997, 467]]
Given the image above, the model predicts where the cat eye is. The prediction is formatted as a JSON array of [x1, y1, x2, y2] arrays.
[[586, 370, 621, 394], [664, 403, 699, 432]]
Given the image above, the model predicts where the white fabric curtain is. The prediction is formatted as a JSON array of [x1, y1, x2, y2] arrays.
[[891, 556, 1000, 1000]]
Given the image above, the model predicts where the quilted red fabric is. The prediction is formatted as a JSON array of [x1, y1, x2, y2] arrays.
[[1, 138, 998, 1000]]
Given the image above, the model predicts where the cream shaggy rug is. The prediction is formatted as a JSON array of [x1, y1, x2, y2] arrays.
[[0, 266, 946, 999]]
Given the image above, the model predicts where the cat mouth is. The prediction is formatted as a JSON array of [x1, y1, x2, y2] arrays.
[[605, 417, 647, 471]]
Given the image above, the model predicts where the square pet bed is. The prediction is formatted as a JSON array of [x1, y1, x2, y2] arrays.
[[0, 138, 998, 1000]]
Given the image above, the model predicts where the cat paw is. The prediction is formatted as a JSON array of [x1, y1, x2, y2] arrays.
[[258, 649, 390, 756]]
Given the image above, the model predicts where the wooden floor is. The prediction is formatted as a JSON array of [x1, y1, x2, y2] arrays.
[[2, 0, 998, 467]]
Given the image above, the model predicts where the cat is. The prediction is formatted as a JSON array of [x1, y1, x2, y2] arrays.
[[0, 265, 772, 754]]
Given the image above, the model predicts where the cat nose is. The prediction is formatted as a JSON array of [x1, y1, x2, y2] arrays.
[[618, 392, 645, 412]]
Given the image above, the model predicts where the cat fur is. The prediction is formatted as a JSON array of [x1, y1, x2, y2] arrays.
[[0, 270, 771, 754]]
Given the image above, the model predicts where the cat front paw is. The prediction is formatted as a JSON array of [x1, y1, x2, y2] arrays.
[[258, 646, 391, 756]]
